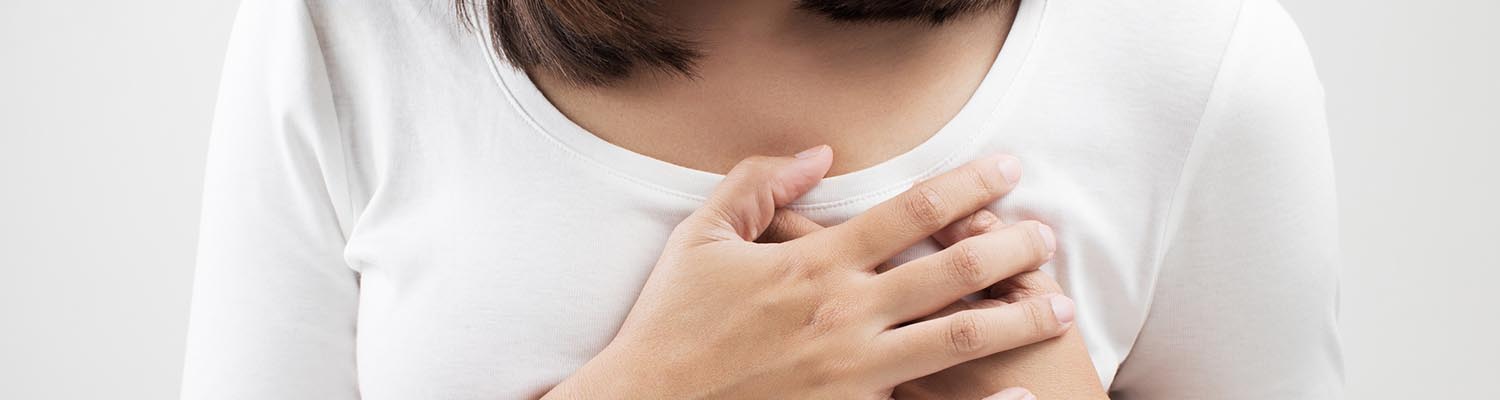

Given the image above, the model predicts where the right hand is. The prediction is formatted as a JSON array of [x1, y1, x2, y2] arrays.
[[764, 207, 1103, 400], [544, 146, 1072, 399]]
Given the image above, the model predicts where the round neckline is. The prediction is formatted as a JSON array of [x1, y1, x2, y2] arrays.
[[477, 0, 1046, 208]]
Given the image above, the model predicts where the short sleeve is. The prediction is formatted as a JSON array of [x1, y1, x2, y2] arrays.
[[1109, 0, 1344, 398], [179, 0, 360, 398]]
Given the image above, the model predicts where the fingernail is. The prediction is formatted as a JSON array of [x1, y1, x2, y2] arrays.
[[1050, 295, 1076, 326], [1037, 224, 1056, 257], [795, 145, 828, 159], [984, 387, 1033, 400], [996, 155, 1022, 184]]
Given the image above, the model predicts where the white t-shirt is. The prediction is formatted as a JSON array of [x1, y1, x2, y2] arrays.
[[180, 0, 1343, 398]]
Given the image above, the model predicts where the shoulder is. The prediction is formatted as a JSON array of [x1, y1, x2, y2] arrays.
[[1035, 0, 1316, 92], [297, 0, 470, 47], [1023, 0, 1323, 150], [231, 0, 473, 64], [243, 0, 490, 104]]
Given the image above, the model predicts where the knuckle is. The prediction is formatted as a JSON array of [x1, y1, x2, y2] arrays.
[[1018, 221, 1051, 261], [904, 186, 947, 231], [966, 211, 998, 237], [761, 212, 796, 243], [1013, 271, 1064, 296], [967, 164, 1008, 196], [1019, 300, 1055, 337], [944, 244, 987, 290], [946, 312, 987, 357], [699, 204, 749, 239]]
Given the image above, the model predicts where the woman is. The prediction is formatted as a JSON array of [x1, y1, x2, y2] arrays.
[[181, 0, 1343, 398]]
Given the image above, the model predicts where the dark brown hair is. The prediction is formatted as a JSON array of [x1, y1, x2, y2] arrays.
[[457, 0, 1009, 86]]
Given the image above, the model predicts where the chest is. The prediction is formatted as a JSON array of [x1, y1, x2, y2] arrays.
[[337, 143, 1157, 399]]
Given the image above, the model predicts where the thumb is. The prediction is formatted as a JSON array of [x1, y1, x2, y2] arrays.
[[682, 145, 833, 242]]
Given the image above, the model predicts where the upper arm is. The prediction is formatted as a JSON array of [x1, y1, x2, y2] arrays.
[[1110, 0, 1344, 398], [180, 1, 360, 398]]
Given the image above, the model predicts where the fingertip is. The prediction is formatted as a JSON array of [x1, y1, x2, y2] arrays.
[[995, 155, 1022, 185], [795, 145, 834, 177], [693, 148, 833, 243], [774, 145, 834, 205], [794, 144, 831, 160], [1036, 223, 1056, 258], [1049, 294, 1076, 328]]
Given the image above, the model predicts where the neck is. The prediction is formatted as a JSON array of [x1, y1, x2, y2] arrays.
[[530, 1, 1019, 175]]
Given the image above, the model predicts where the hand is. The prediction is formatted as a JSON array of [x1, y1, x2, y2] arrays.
[[895, 209, 1109, 400], [543, 147, 1072, 399], [763, 188, 1107, 400]]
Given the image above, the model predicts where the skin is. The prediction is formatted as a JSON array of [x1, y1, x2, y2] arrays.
[[543, 149, 1069, 399], [535, 0, 1019, 175], [530, 0, 1108, 396], [765, 208, 1109, 399]]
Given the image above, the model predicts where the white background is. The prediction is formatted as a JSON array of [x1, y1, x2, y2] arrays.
[[1, 0, 1495, 398]]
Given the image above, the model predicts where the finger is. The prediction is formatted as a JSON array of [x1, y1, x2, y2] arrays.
[[757, 210, 824, 244], [917, 298, 1009, 323], [984, 388, 1036, 400], [768, 207, 997, 256], [873, 295, 1076, 385], [988, 270, 1065, 302], [679, 145, 833, 242], [932, 213, 1065, 303], [816, 154, 1022, 267], [871, 221, 1055, 322], [932, 208, 1003, 248]]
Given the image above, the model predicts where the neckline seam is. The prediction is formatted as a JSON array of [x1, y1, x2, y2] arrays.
[[791, 0, 1050, 211], [472, 26, 713, 203], [491, 66, 712, 203], [470, 0, 1047, 208]]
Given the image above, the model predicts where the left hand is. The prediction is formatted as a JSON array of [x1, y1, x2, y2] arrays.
[[763, 208, 1108, 400]]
